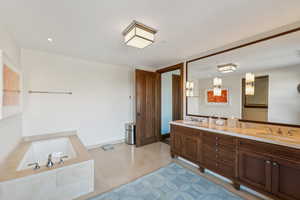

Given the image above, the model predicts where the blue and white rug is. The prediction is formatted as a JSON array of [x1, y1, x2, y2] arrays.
[[90, 163, 244, 200]]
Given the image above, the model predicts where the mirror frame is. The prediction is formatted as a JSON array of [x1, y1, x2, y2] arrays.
[[186, 26, 300, 128]]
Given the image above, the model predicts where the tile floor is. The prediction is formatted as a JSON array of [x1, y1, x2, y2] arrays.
[[77, 142, 266, 200]]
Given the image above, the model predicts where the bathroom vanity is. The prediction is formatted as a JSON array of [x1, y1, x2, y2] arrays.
[[170, 120, 300, 200]]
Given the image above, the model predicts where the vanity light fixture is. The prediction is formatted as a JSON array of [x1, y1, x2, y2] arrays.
[[213, 77, 222, 96], [217, 63, 237, 73], [245, 72, 255, 95], [123, 20, 157, 49], [186, 81, 194, 97]]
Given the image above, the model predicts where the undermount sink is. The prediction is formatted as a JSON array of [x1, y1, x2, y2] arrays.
[[181, 120, 201, 125]]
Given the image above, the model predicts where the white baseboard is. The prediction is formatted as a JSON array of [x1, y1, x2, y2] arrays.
[[86, 137, 125, 150]]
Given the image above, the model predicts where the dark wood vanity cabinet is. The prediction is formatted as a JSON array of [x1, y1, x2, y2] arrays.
[[202, 132, 236, 179], [171, 125, 202, 164], [238, 138, 300, 200], [238, 151, 272, 192], [170, 124, 300, 200]]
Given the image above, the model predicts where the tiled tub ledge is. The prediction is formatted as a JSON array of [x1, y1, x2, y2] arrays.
[[0, 131, 94, 200]]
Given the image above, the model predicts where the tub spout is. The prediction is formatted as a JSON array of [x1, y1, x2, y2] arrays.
[[47, 154, 54, 168]]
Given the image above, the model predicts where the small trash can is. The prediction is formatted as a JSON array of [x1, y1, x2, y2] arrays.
[[125, 122, 135, 145]]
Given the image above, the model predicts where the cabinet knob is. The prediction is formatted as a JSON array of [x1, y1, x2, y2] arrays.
[[273, 162, 278, 166], [266, 160, 271, 164]]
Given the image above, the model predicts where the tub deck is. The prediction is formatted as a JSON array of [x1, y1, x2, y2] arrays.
[[0, 131, 92, 182]]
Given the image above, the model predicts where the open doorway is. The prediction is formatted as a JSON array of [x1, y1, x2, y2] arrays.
[[242, 75, 269, 122], [157, 64, 183, 144]]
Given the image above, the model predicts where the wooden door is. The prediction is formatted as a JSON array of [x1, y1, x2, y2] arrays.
[[172, 74, 182, 120], [135, 69, 160, 147], [238, 151, 272, 192], [272, 158, 300, 200]]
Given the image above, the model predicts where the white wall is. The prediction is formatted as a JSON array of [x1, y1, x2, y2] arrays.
[[0, 26, 22, 163], [22, 49, 133, 147], [268, 65, 300, 124]]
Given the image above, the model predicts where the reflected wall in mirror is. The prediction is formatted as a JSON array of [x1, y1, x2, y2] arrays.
[[187, 29, 300, 126]]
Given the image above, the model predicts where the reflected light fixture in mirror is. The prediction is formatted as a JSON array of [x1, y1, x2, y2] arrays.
[[123, 20, 157, 49], [186, 81, 194, 97], [213, 77, 222, 96], [217, 63, 237, 73], [245, 73, 255, 95]]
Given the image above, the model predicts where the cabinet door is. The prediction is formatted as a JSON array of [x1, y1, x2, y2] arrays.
[[272, 158, 300, 200], [171, 131, 183, 154], [182, 135, 200, 162], [238, 151, 272, 192]]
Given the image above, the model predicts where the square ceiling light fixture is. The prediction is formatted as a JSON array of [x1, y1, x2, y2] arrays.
[[123, 20, 157, 49], [217, 63, 238, 73]]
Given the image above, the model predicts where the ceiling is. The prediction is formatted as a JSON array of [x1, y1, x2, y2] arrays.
[[188, 30, 300, 79], [1, 0, 300, 68]]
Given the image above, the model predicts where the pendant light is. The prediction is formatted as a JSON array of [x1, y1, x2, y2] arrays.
[[213, 77, 222, 96], [245, 73, 255, 95]]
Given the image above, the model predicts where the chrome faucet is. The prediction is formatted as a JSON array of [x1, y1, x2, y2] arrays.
[[59, 155, 69, 164], [46, 154, 54, 168], [28, 162, 40, 170]]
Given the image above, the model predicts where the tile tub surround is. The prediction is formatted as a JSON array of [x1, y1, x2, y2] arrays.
[[170, 120, 300, 149], [0, 132, 94, 200]]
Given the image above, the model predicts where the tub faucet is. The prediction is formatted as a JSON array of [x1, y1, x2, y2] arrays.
[[47, 154, 54, 168], [28, 162, 40, 170]]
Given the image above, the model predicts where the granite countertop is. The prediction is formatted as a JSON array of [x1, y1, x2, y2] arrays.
[[170, 120, 300, 149]]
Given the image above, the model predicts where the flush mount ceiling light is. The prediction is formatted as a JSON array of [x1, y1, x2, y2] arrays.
[[47, 38, 53, 42], [217, 63, 238, 73], [123, 20, 157, 49]]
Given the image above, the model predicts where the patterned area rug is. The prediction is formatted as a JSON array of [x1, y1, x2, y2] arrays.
[[89, 163, 244, 200]]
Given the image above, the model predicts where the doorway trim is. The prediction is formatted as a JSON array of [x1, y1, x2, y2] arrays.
[[156, 63, 184, 141]]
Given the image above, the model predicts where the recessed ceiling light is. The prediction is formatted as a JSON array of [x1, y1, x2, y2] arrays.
[[47, 38, 53, 42], [123, 20, 157, 49], [217, 63, 238, 73]]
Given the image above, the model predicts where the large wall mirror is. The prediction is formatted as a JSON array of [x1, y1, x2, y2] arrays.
[[186, 28, 300, 126]]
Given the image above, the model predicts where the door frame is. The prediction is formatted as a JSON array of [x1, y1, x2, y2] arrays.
[[156, 63, 184, 140]]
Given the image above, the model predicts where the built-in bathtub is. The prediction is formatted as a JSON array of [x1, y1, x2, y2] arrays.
[[0, 132, 94, 200], [17, 137, 77, 171]]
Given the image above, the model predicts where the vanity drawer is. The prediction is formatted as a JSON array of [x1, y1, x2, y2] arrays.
[[203, 152, 235, 166], [204, 139, 236, 151], [203, 157, 235, 178], [204, 132, 236, 146], [203, 146, 235, 165], [238, 138, 300, 162]]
